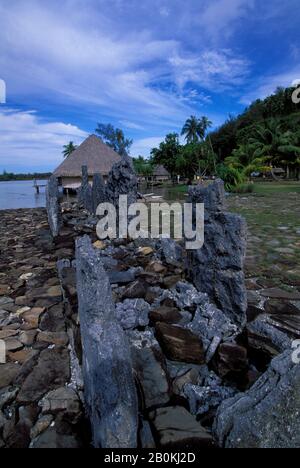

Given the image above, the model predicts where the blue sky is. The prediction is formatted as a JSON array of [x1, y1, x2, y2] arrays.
[[0, 0, 299, 172]]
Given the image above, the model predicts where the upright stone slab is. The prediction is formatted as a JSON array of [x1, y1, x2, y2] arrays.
[[46, 175, 62, 238], [92, 173, 106, 214], [75, 236, 138, 448], [213, 350, 300, 448], [78, 166, 93, 212], [187, 180, 247, 327], [106, 156, 138, 207]]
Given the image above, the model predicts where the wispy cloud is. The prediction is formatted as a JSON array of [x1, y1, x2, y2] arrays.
[[240, 66, 300, 105], [0, 108, 87, 171]]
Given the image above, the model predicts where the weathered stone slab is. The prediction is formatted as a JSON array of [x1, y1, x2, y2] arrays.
[[92, 172, 106, 214], [75, 236, 138, 448], [46, 176, 62, 238], [106, 156, 138, 207], [187, 180, 247, 327], [128, 330, 170, 409], [149, 406, 214, 448], [78, 166, 93, 212], [155, 322, 205, 364], [214, 350, 300, 448]]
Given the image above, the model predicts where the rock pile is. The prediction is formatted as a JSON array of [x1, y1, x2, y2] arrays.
[[2, 175, 299, 449]]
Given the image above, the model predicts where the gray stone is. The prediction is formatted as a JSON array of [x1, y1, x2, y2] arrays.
[[187, 302, 238, 362], [17, 347, 70, 403], [75, 236, 138, 448], [78, 166, 93, 212], [139, 420, 156, 448], [161, 239, 184, 267], [149, 406, 214, 448], [115, 299, 150, 330], [128, 330, 170, 409], [214, 350, 300, 448], [92, 172, 106, 214], [247, 315, 292, 357], [183, 374, 236, 417], [106, 156, 138, 207], [187, 180, 247, 327], [108, 269, 137, 285], [31, 427, 81, 449], [41, 387, 81, 423], [46, 175, 62, 237]]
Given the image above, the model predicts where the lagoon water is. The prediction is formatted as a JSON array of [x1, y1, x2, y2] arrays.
[[0, 180, 47, 210], [0, 180, 187, 211]]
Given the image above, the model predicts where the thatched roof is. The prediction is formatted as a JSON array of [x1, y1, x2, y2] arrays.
[[153, 165, 171, 177], [53, 134, 121, 177]]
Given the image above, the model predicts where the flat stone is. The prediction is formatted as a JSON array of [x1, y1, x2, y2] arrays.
[[128, 330, 170, 410], [122, 280, 147, 299], [260, 288, 300, 301], [41, 387, 81, 423], [46, 286, 62, 298], [17, 347, 70, 403], [21, 307, 45, 329], [30, 415, 53, 440], [149, 406, 214, 448], [146, 261, 167, 275], [8, 349, 37, 364], [31, 427, 81, 448], [19, 330, 37, 346], [138, 246, 154, 256], [93, 240, 106, 250], [150, 306, 182, 324], [0, 285, 10, 296], [4, 338, 24, 352], [0, 297, 13, 307], [265, 300, 300, 316], [19, 273, 35, 281], [155, 323, 205, 364], [0, 329, 19, 340], [0, 363, 21, 389], [15, 296, 28, 306], [217, 342, 248, 377], [37, 332, 69, 347]]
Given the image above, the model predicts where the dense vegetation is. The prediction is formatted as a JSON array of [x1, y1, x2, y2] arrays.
[[146, 86, 300, 190]]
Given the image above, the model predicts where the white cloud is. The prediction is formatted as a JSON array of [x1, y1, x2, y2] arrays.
[[197, 0, 255, 42], [131, 137, 165, 157], [0, 108, 88, 171], [169, 49, 250, 91]]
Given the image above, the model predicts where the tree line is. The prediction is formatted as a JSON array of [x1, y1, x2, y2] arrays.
[[62, 86, 300, 191]]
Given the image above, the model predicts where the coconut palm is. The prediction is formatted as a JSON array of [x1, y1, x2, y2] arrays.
[[62, 142, 77, 158], [200, 116, 213, 136], [181, 116, 205, 143]]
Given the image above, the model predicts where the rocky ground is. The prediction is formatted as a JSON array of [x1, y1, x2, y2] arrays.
[[0, 201, 299, 448], [0, 208, 88, 448]]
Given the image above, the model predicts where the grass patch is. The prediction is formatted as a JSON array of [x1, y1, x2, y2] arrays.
[[253, 181, 300, 194]]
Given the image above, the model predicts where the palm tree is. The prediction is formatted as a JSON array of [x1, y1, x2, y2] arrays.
[[62, 142, 77, 158], [249, 119, 300, 179], [200, 116, 213, 136], [181, 116, 205, 143]]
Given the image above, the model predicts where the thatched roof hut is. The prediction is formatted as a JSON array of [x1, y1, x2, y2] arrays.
[[53, 134, 121, 188], [152, 165, 171, 181]]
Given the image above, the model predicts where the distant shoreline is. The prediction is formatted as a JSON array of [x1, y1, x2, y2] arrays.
[[0, 176, 50, 182]]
